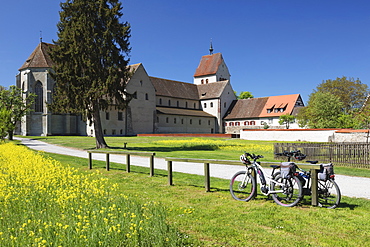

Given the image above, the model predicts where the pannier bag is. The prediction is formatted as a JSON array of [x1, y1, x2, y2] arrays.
[[318, 163, 334, 181], [280, 162, 296, 179]]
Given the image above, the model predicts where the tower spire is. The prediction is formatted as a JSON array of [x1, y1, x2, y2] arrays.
[[40, 31, 43, 43], [209, 39, 213, 55]]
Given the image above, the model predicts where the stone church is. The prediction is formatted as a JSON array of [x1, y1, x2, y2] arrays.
[[15, 42, 237, 136], [15, 42, 304, 136]]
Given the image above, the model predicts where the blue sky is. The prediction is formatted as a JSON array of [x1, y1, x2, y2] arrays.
[[1, 0, 370, 104]]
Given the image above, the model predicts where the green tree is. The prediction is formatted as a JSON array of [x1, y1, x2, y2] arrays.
[[315, 76, 369, 112], [49, 0, 132, 148], [0, 86, 36, 140], [278, 114, 295, 129], [354, 101, 370, 129], [236, 91, 254, 99], [0, 107, 12, 141], [297, 91, 344, 128]]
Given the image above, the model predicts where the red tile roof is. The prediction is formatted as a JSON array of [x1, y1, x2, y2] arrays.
[[19, 42, 55, 70], [193, 53, 223, 77], [224, 94, 303, 120], [259, 94, 301, 117]]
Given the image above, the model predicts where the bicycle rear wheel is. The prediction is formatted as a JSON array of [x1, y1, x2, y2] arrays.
[[317, 179, 341, 209], [271, 174, 303, 207], [230, 170, 256, 202]]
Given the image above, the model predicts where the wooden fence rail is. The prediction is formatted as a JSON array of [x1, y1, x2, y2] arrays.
[[274, 143, 370, 168], [165, 157, 321, 206], [87, 150, 156, 176], [86, 151, 322, 206]]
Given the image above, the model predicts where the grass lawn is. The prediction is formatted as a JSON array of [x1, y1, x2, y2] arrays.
[[25, 135, 370, 177], [38, 152, 370, 246]]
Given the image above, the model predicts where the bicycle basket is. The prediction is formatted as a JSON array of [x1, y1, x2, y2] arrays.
[[280, 162, 296, 179], [318, 163, 334, 181], [240, 154, 251, 164]]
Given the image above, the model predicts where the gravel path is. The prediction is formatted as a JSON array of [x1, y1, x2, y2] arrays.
[[15, 137, 370, 200]]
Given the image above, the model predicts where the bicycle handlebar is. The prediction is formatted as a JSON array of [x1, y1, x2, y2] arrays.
[[245, 152, 264, 160], [275, 150, 306, 161]]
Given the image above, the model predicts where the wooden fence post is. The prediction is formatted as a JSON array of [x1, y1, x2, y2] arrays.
[[150, 155, 154, 177], [167, 160, 173, 185], [88, 152, 92, 169], [311, 168, 318, 206], [106, 153, 110, 171], [204, 163, 210, 192], [126, 154, 130, 173]]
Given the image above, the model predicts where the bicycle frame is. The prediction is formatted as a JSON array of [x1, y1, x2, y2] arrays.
[[248, 160, 285, 196]]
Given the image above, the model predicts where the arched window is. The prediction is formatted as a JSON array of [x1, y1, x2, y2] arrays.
[[145, 93, 148, 100], [244, 121, 249, 126], [204, 103, 207, 108], [224, 122, 228, 126], [34, 81, 43, 112], [210, 102, 213, 107], [168, 100, 171, 106], [250, 121, 256, 125], [159, 98, 162, 105]]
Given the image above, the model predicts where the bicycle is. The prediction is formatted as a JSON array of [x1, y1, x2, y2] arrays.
[[275, 150, 341, 209], [230, 152, 303, 207]]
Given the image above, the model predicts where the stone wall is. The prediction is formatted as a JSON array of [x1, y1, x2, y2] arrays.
[[240, 129, 338, 142], [240, 128, 370, 142]]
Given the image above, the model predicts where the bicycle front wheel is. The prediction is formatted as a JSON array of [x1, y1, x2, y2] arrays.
[[271, 174, 303, 207], [318, 179, 341, 209], [230, 170, 256, 202]]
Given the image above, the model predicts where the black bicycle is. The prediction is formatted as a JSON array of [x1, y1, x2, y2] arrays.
[[275, 150, 341, 209], [230, 152, 303, 207]]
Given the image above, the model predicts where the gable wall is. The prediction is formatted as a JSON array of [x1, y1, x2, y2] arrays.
[[215, 60, 230, 81]]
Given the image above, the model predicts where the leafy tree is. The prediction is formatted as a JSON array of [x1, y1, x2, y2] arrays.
[[315, 76, 369, 112], [49, 0, 132, 148], [278, 114, 295, 129], [0, 107, 12, 141], [296, 107, 310, 128], [236, 91, 254, 99], [354, 101, 370, 129], [297, 91, 344, 128], [0, 86, 36, 140]]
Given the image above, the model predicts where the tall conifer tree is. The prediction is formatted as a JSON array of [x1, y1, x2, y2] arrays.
[[50, 0, 131, 148]]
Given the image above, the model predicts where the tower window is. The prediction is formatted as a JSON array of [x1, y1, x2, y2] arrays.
[[34, 81, 43, 112]]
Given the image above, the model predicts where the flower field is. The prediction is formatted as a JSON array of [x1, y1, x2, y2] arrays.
[[0, 143, 193, 246], [154, 138, 273, 153]]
